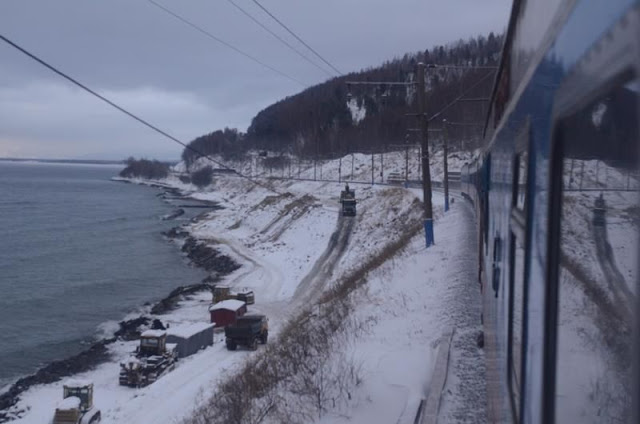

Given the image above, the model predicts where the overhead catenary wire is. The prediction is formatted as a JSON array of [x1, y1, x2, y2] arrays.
[[146, 0, 306, 87], [250, 0, 342, 76], [428, 69, 496, 122], [0, 33, 280, 194], [225, 0, 334, 78]]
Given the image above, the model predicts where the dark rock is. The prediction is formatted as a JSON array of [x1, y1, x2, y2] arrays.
[[181, 237, 241, 275], [163, 226, 189, 239], [114, 316, 150, 341], [150, 283, 214, 314], [202, 275, 219, 284], [162, 208, 185, 221], [151, 319, 166, 330]]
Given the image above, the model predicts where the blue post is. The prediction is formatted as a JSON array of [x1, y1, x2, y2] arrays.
[[444, 196, 449, 212], [424, 219, 434, 247]]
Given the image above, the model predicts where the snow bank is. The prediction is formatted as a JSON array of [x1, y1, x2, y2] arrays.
[[7, 153, 481, 424]]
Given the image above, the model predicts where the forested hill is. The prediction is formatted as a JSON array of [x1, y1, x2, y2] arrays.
[[182, 32, 503, 167]]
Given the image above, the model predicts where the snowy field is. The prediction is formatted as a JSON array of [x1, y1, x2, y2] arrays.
[[4, 151, 484, 424], [555, 158, 638, 422]]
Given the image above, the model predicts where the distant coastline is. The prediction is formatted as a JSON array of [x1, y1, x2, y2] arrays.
[[0, 157, 125, 166]]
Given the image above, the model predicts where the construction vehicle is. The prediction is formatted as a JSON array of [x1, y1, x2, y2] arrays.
[[52, 380, 101, 424], [339, 184, 357, 216], [225, 315, 269, 351], [213, 285, 255, 305], [387, 172, 405, 185], [593, 193, 606, 226], [119, 330, 177, 388]]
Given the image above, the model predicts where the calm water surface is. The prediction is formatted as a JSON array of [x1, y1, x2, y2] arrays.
[[0, 162, 206, 387]]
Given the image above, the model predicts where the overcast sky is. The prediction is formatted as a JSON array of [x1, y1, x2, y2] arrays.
[[0, 0, 511, 160]]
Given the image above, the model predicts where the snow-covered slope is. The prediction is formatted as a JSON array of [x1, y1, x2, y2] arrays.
[[5, 154, 483, 424]]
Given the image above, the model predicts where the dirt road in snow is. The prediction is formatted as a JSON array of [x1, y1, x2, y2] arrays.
[[592, 224, 635, 320], [293, 214, 355, 305]]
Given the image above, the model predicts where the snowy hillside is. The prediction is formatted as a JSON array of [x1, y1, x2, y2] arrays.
[[4, 153, 484, 424]]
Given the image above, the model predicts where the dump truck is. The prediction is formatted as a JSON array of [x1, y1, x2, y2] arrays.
[[225, 314, 269, 351], [213, 285, 255, 305], [52, 380, 101, 424], [119, 330, 177, 387], [339, 184, 357, 216]]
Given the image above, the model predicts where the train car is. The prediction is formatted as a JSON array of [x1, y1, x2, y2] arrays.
[[461, 1, 639, 423]]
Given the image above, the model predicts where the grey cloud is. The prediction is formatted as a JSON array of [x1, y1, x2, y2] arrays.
[[0, 0, 511, 159]]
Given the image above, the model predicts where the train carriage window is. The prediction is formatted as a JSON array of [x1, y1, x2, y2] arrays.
[[552, 79, 638, 423], [513, 120, 530, 212], [508, 120, 530, 421], [516, 152, 528, 210]]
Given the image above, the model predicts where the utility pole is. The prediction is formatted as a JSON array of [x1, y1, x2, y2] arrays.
[[351, 153, 355, 180], [339, 156, 342, 183], [443, 119, 450, 212], [405, 134, 409, 185], [371, 151, 374, 185], [417, 63, 434, 247]]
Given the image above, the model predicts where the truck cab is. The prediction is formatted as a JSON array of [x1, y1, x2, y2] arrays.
[[225, 314, 269, 351], [137, 330, 168, 357]]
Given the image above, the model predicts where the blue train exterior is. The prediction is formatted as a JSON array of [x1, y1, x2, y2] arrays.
[[461, 1, 639, 423]]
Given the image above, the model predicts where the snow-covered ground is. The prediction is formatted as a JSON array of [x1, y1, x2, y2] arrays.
[[175, 147, 473, 187], [316, 203, 485, 424], [556, 158, 638, 422], [4, 151, 483, 424]]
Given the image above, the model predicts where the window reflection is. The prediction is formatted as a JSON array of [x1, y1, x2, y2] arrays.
[[509, 233, 525, 419], [555, 80, 638, 422]]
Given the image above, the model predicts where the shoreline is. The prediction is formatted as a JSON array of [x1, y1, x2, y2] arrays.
[[0, 178, 238, 422]]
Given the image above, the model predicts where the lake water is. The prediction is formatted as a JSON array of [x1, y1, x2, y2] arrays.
[[0, 161, 207, 387]]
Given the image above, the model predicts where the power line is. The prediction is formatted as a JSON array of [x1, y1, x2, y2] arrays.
[[146, 0, 306, 87], [225, 0, 334, 78], [427, 64, 499, 70], [428, 69, 496, 122], [250, 0, 342, 76], [0, 33, 280, 194]]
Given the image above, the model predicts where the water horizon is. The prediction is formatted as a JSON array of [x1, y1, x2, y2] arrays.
[[0, 161, 206, 387]]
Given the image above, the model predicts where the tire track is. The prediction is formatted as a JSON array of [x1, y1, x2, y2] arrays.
[[293, 214, 356, 305], [592, 223, 634, 321]]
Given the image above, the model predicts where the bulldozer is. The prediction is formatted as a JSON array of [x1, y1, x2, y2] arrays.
[[212, 285, 255, 305], [119, 330, 177, 388], [339, 184, 357, 216], [52, 380, 101, 424]]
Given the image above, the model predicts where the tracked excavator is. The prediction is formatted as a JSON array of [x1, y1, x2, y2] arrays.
[[52, 381, 101, 424]]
